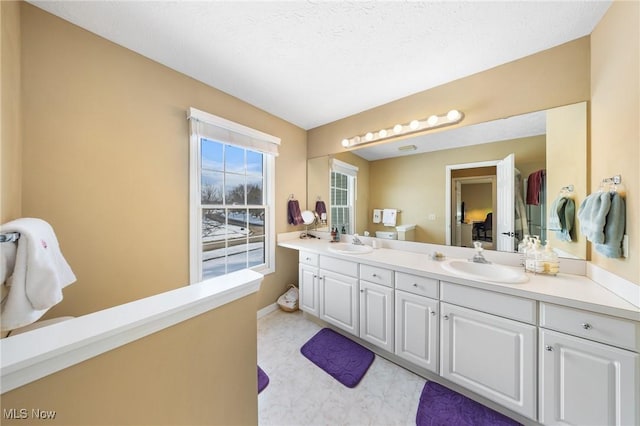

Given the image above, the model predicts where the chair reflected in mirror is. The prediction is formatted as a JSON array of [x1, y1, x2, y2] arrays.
[[473, 212, 493, 242]]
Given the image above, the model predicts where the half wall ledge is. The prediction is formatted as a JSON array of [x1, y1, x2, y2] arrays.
[[0, 269, 263, 393]]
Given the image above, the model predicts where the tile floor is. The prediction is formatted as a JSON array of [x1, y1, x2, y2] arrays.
[[257, 309, 426, 426]]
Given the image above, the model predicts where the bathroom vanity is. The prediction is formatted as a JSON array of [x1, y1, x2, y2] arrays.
[[280, 236, 639, 425]]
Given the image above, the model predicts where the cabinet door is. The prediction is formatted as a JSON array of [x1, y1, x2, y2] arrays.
[[440, 303, 536, 419], [359, 281, 394, 352], [395, 290, 438, 373], [539, 329, 639, 426], [319, 270, 359, 334], [299, 264, 319, 316]]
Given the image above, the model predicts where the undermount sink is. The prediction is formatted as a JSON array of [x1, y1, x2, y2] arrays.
[[327, 243, 374, 255], [440, 259, 529, 284]]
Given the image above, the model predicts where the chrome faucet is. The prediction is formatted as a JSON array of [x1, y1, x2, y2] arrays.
[[471, 241, 491, 264], [352, 234, 364, 245]]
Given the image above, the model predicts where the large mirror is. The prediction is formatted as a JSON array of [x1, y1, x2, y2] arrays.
[[307, 102, 587, 259]]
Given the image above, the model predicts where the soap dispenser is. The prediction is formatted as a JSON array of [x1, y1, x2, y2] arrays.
[[542, 240, 560, 275]]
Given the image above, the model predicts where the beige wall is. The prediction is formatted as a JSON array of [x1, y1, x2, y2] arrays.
[[16, 3, 306, 318], [308, 37, 590, 159], [590, 0, 639, 285], [546, 102, 588, 259], [462, 183, 493, 223], [368, 136, 545, 243], [1, 1, 22, 222], [0, 293, 259, 426]]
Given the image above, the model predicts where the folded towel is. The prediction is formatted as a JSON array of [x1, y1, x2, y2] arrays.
[[287, 200, 304, 226], [526, 170, 545, 205], [549, 196, 575, 242], [1, 218, 76, 331], [595, 193, 626, 258], [315, 201, 327, 216], [382, 209, 397, 226], [578, 192, 611, 244], [372, 209, 382, 224]]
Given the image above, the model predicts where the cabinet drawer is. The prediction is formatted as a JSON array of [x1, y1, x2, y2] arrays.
[[299, 251, 318, 266], [440, 281, 536, 324], [395, 272, 438, 299], [319, 255, 358, 278], [540, 303, 640, 351], [359, 264, 393, 287]]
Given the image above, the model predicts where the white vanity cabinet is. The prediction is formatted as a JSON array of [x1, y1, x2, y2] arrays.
[[298, 252, 320, 316], [359, 265, 394, 352], [538, 303, 639, 426], [394, 272, 439, 373], [440, 282, 537, 419], [318, 256, 359, 334]]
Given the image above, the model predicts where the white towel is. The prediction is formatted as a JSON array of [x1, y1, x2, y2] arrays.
[[372, 209, 382, 224], [382, 209, 397, 226], [1, 218, 76, 331]]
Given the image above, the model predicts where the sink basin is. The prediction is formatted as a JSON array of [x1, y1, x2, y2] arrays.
[[440, 260, 528, 284], [327, 243, 374, 255]]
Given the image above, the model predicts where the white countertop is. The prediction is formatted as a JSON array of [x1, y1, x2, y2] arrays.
[[279, 238, 639, 322]]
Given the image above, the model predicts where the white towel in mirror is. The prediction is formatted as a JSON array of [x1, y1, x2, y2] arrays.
[[382, 209, 397, 226], [372, 209, 382, 224]]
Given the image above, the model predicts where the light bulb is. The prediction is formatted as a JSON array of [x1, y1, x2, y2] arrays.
[[353, 136, 361, 144], [379, 129, 388, 138], [341, 138, 350, 147], [447, 110, 461, 121], [365, 132, 374, 141], [427, 115, 439, 126], [393, 124, 403, 134], [409, 120, 420, 130]]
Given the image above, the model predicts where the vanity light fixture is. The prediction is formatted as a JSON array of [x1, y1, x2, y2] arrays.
[[341, 109, 464, 148]]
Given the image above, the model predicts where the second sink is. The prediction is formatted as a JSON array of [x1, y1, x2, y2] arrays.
[[440, 259, 529, 284]]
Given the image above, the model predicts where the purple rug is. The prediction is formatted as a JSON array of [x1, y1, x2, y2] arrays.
[[257, 366, 269, 394], [416, 382, 522, 426], [300, 328, 374, 388]]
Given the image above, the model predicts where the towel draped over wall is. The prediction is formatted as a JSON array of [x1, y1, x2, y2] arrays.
[[1, 218, 77, 331], [526, 169, 545, 206]]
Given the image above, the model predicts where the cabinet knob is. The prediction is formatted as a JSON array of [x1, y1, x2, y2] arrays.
[[443, 315, 449, 320], [313, 275, 317, 278], [372, 273, 378, 277], [581, 323, 592, 330], [545, 345, 553, 352], [360, 289, 364, 293], [306, 257, 311, 261], [430, 311, 436, 316], [413, 283, 418, 287]]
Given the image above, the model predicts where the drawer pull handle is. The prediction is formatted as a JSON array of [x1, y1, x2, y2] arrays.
[[545, 345, 553, 352], [581, 323, 592, 330], [443, 315, 449, 320]]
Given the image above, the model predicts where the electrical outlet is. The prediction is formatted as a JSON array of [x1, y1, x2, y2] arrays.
[[622, 234, 629, 258], [428, 213, 436, 221]]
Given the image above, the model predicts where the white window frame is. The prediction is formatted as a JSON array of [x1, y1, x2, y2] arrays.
[[188, 107, 279, 284], [330, 159, 358, 234]]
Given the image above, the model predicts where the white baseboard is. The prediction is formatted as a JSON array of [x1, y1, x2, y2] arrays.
[[587, 263, 640, 308], [257, 303, 278, 319]]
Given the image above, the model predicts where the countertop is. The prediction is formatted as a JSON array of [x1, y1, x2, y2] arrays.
[[279, 237, 640, 322]]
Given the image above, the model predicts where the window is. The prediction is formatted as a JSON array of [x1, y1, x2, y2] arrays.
[[330, 159, 358, 234], [188, 108, 279, 283]]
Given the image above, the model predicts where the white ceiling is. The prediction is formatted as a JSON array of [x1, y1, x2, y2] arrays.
[[29, 1, 610, 132]]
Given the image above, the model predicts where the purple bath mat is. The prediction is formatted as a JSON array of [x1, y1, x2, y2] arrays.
[[257, 366, 269, 394], [416, 381, 522, 426], [300, 328, 374, 388]]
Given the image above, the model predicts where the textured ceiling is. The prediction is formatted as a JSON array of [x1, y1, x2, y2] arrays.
[[29, 1, 610, 130]]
